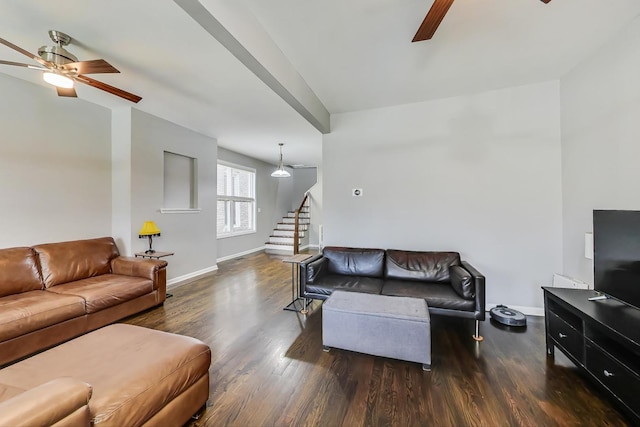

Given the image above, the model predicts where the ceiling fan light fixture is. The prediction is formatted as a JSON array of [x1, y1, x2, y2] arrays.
[[42, 71, 74, 88], [271, 143, 291, 178]]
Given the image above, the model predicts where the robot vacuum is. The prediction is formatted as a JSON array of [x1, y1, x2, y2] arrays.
[[490, 305, 526, 327]]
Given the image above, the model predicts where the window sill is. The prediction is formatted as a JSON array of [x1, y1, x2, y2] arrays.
[[160, 208, 201, 214], [217, 230, 256, 239]]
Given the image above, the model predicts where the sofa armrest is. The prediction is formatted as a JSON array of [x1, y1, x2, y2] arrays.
[[461, 261, 486, 321], [299, 254, 326, 295], [111, 256, 168, 303], [0, 378, 92, 427]]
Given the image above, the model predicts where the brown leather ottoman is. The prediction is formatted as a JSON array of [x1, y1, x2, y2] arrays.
[[0, 324, 211, 427]]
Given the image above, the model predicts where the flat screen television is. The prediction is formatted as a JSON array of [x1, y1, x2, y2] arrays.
[[593, 209, 640, 310]]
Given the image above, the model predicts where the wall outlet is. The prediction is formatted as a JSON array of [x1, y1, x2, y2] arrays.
[[352, 188, 363, 197]]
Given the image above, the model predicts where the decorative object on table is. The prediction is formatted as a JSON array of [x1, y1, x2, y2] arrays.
[[271, 143, 291, 178], [490, 305, 526, 327], [139, 221, 161, 254]]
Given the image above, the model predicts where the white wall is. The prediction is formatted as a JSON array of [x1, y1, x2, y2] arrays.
[[306, 166, 323, 248], [291, 167, 317, 210], [130, 109, 217, 281], [324, 81, 563, 310], [561, 16, 640, 285], [112, 108, 133, 253], [273, 167, 294, 224], [0, 74, 112, 248], [217, 147, 280, 260]]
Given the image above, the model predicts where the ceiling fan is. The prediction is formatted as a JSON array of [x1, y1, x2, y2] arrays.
[[0, 30, 141, 103], [413, 0, 553, 42]]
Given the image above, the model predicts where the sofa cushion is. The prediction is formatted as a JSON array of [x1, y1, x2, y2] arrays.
[[46, 274, 154, 314], [385, 250, 461, 282], [34, 237, 120, 288], [305, 274, 385, 296], [449, 265, 474, 299], [0, 247, 43, 298], [381, 280, 475, 311], [0, 291, 86, 341], [323, 247, 385, 278]]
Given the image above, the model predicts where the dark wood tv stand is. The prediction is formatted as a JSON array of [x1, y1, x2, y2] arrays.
[[542, 287, 640, 424]]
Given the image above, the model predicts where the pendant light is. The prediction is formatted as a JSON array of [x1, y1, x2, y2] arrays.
[[271, 143, 291, 178]]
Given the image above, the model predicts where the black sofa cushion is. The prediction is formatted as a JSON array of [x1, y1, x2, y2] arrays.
[[449, 265, 474, 299], [323, 247, 385, 278], [305, 274, 385, 296], [381, 280, 475, 311], [385, 250, 461, 282]]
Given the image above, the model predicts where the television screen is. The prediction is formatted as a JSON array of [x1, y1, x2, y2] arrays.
[[593, 210, 640, 309]]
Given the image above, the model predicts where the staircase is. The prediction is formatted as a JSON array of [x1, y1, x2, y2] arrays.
[[265, 196, 310, 255]]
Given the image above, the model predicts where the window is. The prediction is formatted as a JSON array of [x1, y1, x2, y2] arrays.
[[217, 162, 256, 237]]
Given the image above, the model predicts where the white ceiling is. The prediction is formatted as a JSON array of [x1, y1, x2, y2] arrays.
[[240, 0, 640, 112], [1, 0, 639, 167]]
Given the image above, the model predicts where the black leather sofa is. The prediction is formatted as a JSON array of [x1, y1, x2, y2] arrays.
[[300, 247, 486, 339]]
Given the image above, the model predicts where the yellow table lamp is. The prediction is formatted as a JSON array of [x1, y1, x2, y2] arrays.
[[139, 221, 161, 254]]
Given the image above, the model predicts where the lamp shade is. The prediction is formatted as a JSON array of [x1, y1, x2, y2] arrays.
[[139, 221, 161, 237], [271, 168, 291, 178]]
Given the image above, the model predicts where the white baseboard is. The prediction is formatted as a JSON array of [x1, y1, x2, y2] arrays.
[[486, 303, 544, 317], [167, 265, 218, 290], [216, 246, 265, 263]]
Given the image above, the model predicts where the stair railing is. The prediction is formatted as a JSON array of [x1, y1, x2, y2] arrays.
[[293, 192, 309, 254]]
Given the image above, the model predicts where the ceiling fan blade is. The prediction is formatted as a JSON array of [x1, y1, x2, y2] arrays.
[[413, 0, 455, 42], [75, 74, 142, 103], [0, 59, 46, 70], [540, 0, 552, 3], [56, 86, 77, 97], [62, 59, 120, 75], [0, 37, 51, 68]]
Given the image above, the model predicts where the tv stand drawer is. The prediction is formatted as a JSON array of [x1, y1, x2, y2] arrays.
[[543, 287, 640, 425], [586, 343, 640, 419], [548, 311, 584, 363]]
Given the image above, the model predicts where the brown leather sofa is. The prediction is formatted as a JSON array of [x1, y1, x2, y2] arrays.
[[0, 237, 167, 366], [300, 247, 486, 338]]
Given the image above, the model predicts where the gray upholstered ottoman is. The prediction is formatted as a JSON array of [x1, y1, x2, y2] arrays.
[[322, 290, 431, 370]]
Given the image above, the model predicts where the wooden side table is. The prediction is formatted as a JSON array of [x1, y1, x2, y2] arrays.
[[134, 251, 174, 260], [134, 251, 175, 298], [282, 254, 313, 313]]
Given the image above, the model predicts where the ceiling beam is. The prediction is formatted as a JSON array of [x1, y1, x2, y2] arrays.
[[174, 0, 330, 134]]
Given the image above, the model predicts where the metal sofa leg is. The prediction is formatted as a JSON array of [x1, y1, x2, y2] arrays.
[[191, 403, 207, 420], [472, 320, 484, 342], [301, 298, 311, 314]]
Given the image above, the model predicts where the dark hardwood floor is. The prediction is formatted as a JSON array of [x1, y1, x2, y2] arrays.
[[123, 252, 631, 427]]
